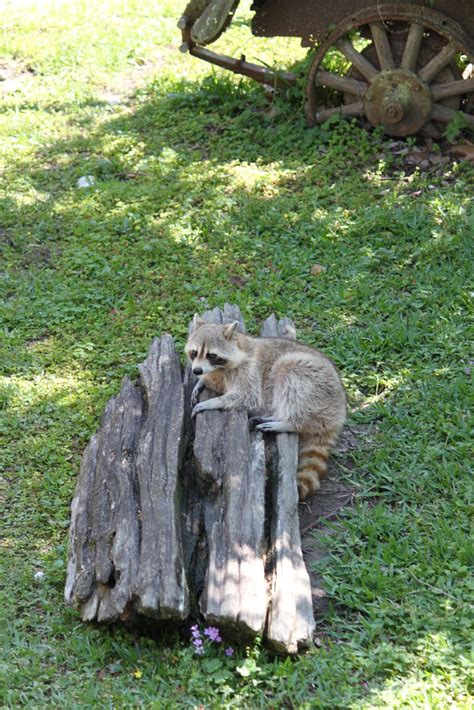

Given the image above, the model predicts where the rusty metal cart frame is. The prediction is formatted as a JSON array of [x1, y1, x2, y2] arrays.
[[179, 0, 474, 137]]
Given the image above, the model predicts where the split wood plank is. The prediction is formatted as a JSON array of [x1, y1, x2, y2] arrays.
[[259, 315, 316, 653], [193, 305, 268, 635], [65, 336, 189, 623], [65, 377, 143, 622], [134, 335, 189, 619]]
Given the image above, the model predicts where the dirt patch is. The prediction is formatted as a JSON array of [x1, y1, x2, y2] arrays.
[[299, 424, 373, 618], [97, 45, 178, 105], [376, 135, 474, 182], [26, 331, 51, 348], [21, 244, 59, 269], [0, 228, 15, 248], [0, 58, 35, 94]]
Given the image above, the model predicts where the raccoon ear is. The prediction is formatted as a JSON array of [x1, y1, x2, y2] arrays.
[[192, 314, 206, 330], [223, 320, 239, 340]]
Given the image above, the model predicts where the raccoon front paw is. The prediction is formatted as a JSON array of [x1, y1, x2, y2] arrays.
[[190, 381, 204, 408], [191, 401, 209, 418]]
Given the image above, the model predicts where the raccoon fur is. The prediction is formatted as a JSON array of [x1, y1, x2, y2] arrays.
[[186, 316, 347, 500]]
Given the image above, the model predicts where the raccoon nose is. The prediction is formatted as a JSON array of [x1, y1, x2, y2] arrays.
[[193, 367, 203, 376]]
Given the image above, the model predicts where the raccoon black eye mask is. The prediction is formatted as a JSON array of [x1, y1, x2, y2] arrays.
[[207, 353, 227, 366], [185, 316, 347, 501], [188, 349, 226, 366]]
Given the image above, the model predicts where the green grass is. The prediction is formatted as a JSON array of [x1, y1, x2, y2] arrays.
[[1, 0, 473, 707]]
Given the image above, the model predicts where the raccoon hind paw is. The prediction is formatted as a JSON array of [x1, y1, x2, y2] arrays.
[[255, 419, 291, 433], [248, 415, 273, 429]]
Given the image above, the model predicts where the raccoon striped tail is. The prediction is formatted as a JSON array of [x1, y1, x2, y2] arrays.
[[297, 435, 331, 501]]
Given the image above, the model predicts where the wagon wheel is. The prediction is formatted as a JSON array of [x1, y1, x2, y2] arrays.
[[305, 4, 474, 137]]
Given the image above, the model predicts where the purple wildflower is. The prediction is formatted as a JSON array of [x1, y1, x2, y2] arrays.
[[204, 626, 222, 643], [192, 637, 204, 655], [190, 624, 201, 640], [225, 647, 234, 657], [190, 625, 205, 654]]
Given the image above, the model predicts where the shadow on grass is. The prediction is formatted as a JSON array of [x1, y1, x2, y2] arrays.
[[1, 69, 472, 706], [2, 77, 465, 367]]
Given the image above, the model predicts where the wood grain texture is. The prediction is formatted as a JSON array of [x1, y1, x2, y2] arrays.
[[259, 315, 315, 652], [65, 338, 189, 623], [65, 376, 143, 622], [192, 305, 267, 634], [134, 335, 189, 619]]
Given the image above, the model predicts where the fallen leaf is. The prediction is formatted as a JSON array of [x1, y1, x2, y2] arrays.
[[405, 151, 427, 165], [106, 662, 122, 676], [449, 144, 474, 161]]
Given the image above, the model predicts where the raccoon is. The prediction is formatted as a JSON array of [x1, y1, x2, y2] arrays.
[[186, 316, 347, 500]]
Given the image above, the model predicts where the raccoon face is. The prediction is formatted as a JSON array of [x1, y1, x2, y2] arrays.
[[188, 348, 228, 376], [185, 319, 240, 376]]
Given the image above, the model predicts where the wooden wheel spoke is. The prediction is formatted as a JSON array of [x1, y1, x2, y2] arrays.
[[315, 70, 367, 96], [431, 77, 474, 101], [305, 5, 472, 136], [370, 22, 395, 70], [335, 39, 378, 81], [419, 42, 459, 83], [316, 101, 364, 123], [431, 103, 474, 125], [401, 23, 424, 72]]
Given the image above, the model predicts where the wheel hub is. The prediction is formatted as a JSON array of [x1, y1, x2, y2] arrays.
[[363, 69, 432, 136]]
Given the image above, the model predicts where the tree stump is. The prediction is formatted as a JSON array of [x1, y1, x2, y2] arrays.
[[65, 305, 317, 652]]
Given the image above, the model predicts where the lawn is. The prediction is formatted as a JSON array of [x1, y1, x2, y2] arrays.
[[0, 0, 473, 707]]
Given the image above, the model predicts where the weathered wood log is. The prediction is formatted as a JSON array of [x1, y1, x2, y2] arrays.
[[191, 306, 267, 635], [259, 316, 316, 653], [65, 305, 318, 652], [65, 377, 144, 622], [133, 336, 189, 620], [65, 337, 189, 623]]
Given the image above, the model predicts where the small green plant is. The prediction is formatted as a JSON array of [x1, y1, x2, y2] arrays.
[[184, 624, 277, 700], [443, 110, 473, 142], [190, 623, 233, 657], [187, 624, 237, 690], [235, 636, 263, 680]]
